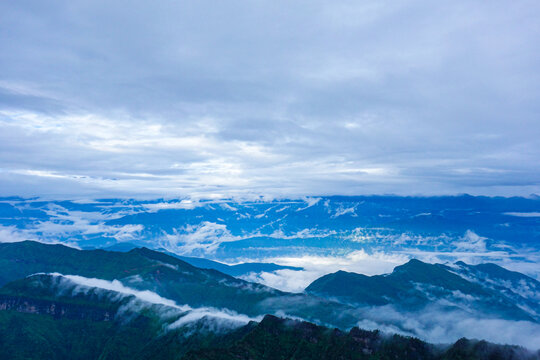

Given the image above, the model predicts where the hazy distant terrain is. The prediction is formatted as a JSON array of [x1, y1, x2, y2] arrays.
[[1, 195, 539, 351], [1, 195, 538, 291]]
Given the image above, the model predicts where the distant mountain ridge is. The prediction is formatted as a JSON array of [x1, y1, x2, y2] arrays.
[[102, 242, 303, 277], [306, 259, 540, 322], [168, 253, 303, 277], [2, 195, 539, 262]]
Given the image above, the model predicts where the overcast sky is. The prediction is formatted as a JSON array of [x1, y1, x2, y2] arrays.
[[1, 1, 539, 198]]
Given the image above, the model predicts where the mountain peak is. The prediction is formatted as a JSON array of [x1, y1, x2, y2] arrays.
[[393, 258, 431, 273]]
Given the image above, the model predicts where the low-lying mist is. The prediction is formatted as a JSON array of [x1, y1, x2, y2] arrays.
[[45, 273, 260, 330], [355, 304, 540, 350]]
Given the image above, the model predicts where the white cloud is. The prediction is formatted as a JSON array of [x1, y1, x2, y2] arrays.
[[0, 225, 32, 243], [240, 250, 409, 292], [235, 227, 540, 291], [167, 307, 260, 330], [160, 221, 242, 255], [356, 304, 540, 350], [504, 212, 540, 218], [30, 204, 144, 243], [0, 224, 81, 248], [56, 273, 179, 308], [265, 228, 336, 240], [143, 200, 201, 212], [240, 270, 317, 294], [331, 204, 358, 218], [295, 197, 322, 212], [220, 203, 238, 212], [453, 230, 488, 252], [50, 273, 259, 328]]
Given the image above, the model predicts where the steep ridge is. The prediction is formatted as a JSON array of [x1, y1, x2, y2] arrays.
[[0, 273, 251, 360], [1, 276, 538, 360], [1, 244, 540, 356], [0, 241, 158, 286], [102, 243, 304, 278], [306, 259, 540, 322], [167, 253, 304, 277], [451, 261, 540, 318], [183, 315, 540, 360], [0, 241, 357, 328]]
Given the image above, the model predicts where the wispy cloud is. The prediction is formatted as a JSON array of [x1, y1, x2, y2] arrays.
[[49, 273, 260, 328], [143, 200, 201, 212], [18, 204, 144, 245], [236, 226, 540, 291], [0, 224, 81, 248], [56, 273, 179, 308], [356, 304, 540, 350], [0, 225, 34, 243], [160, 222, 242, 255], [240, 250, 409, 292], [504, 212, 540, 218]]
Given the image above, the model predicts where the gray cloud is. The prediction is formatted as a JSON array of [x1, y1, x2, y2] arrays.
[[1, 0, 539, 197]]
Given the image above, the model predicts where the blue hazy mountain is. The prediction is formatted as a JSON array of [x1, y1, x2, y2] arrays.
[[102, 243, 303, 277], [169, 254, 303, 277], [0, 195, 539, 265]]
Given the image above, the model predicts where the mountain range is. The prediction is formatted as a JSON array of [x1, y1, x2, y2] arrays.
[[2, 195, 539, 264], [0, 240, 539, 359], [103, 242, 304, 278], [306, 259, 540, 322]]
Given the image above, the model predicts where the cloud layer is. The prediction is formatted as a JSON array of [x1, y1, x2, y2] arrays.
[[240, 250, 409, 292], [356, 304, 540, 350], [49, 273, 259, 328], [1, 1, 540, 197]]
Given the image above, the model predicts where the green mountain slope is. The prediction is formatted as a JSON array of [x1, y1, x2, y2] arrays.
[[0, 252, 539, 359], [0, 273, 251, 360], [102, 243, 304, 277], [0, 241, 158, 286], [0, 241, 357, 328], [306, 259, 540, 322], [2, 277, 537, 360], [183, 315, 540, 360]]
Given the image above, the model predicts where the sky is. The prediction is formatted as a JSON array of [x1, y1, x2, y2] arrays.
[[1, 0, 540, 198]]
